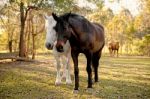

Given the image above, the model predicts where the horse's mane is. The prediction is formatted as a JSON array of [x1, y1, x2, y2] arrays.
[[61, 13, 104, 34], [60, 13, 91, 31], [60, 13, 83, 19]]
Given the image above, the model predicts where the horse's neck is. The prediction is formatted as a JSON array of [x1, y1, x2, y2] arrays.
[[69, 19, 88, 39]]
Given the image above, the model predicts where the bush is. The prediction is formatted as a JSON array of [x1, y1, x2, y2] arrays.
[[138, 34, 150, 56]]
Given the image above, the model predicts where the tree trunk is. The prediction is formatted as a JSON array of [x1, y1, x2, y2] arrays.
[[25, 19, 30, 58], [19, 2, 26, 57], [32, 34, 36, 59], [14, 40, 17, 52], [8, 40, 12, 53], [27, 19, 31, 58], [31, 19, 36, 59], [120, 44, 122, 55]]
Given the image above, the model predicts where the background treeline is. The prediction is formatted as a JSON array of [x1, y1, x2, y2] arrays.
[[0, 0, 150, 59]]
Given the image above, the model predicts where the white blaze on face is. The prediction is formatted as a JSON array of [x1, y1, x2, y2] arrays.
[[45, 16, 57, 46]]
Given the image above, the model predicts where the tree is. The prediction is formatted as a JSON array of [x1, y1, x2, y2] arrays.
[[134, 0, 150, 56], [0, 2, 19, 53], [7, 0, 45, 58]]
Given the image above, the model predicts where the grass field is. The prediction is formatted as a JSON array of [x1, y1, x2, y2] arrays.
[[0, 54, 150, 99]]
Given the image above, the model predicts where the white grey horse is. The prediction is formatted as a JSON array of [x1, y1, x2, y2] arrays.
[[45, 15, 72, 85]]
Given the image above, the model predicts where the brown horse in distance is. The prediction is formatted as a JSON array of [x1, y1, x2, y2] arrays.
[[108, 41, 119, 57]]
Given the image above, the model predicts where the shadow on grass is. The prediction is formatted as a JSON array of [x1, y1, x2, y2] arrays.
[[0, 57, 150, 99]]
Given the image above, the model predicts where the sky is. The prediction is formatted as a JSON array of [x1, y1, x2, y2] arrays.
[[0, 0, 141, 16], [0, 0, 142, 34], [0, 0, 7, 7], [77, 0, 97, 9], [104, 0, 141, 16], [77, 0, 141, 16]]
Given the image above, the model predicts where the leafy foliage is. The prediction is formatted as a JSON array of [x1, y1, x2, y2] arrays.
[[0, 0, 150, 56], [138, 34, 150, 56]]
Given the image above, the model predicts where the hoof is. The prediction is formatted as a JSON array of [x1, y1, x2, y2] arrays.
[[87, 79, 94, 84], [55, 81, 61, 86], [73, 90, 79, 94], [61, 76, 66, 80], [86, 88, 93, 93], [61, 73, 66, 80], [95, 81, 99, 83], [95, 79, 99, 82], [66, 80, 72, 85]]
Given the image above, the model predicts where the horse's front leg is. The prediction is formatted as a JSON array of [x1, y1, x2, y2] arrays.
[[54, 55, 62, 85], [65, 52, 72, 84], [114, 50, 116, 57], [61, 56, 67, 80], [71, 50, 79, 91]]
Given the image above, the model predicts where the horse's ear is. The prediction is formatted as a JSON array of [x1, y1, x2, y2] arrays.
[[65, 12, 71, 22], [52, 12, 59, 22], [44, 14, 48, 20]]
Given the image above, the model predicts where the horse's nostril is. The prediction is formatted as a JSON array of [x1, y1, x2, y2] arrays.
[[59, 46, 63, 50], [46, 43, 53, 50], [48, 44, 51, 48], [57, 45, 64, 52]]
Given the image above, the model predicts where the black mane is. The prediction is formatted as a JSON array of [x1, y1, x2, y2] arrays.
[[61, 13, 83, 18], [60, 13, 85, 22]]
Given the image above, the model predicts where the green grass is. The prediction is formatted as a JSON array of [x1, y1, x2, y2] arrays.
[[0, 55, 150, 99]]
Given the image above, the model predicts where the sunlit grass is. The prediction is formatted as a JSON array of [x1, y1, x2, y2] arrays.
[[0, 55, 150, 99]]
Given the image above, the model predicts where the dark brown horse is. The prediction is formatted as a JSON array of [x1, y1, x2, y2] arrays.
[[52, 12, 105, 92], [108, 41, 119, 57]]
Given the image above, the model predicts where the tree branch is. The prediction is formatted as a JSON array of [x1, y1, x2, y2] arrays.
[[24, 6, 38, 22]]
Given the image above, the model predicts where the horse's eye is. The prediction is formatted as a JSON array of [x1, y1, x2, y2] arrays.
[[64, 35, 68, 38], [63, 27, 67, 30], [63, 33, 68, 38], [64, 34, 67, 37]]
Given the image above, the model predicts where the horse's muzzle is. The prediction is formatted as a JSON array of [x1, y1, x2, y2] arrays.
[[56, 40, 65, 52], [45, 43, 53, 50]]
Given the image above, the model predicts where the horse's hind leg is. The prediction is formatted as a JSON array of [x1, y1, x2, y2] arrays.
[[85, 52, 93, 88], [117, 50, 119, 57], [71, 51, 79, 91], [92, 51, 101, 82], [54, 55, 62, 85]]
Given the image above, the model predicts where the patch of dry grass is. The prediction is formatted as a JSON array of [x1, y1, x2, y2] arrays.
[[0, 55, 150, 99]]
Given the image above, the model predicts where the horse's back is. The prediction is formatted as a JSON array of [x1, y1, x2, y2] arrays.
[[93, 23, 104, 32], [108, 41, 119, 50], [68, 14, 105, 52], [91, 23, 105, 52]]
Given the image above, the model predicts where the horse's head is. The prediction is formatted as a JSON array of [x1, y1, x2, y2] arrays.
[[44, 15, 57, 50], [52, 12, 72, 52]]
